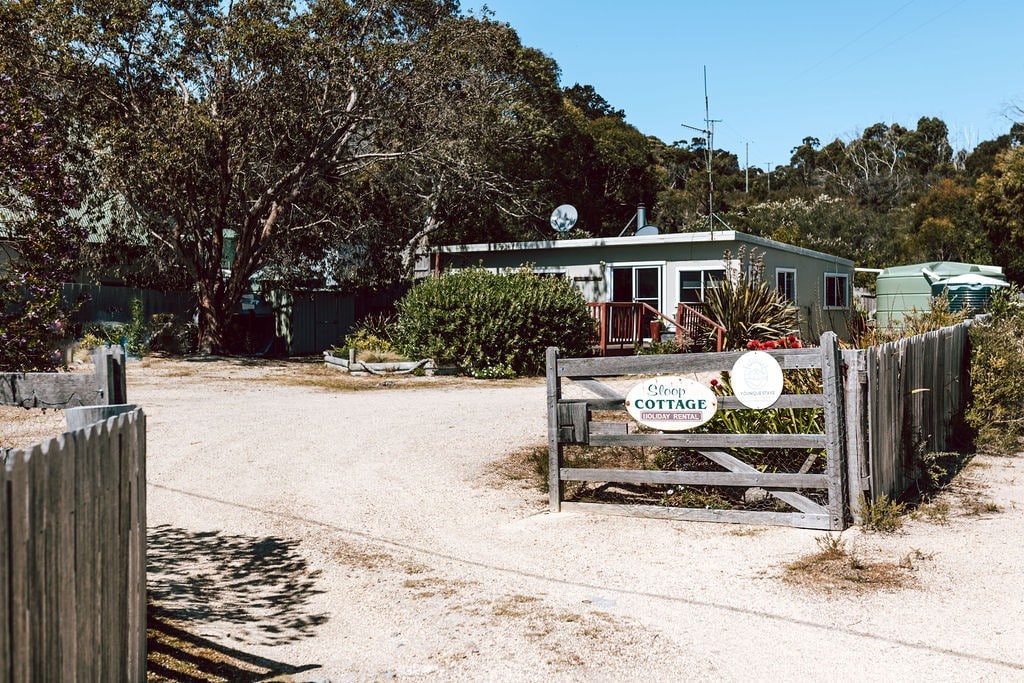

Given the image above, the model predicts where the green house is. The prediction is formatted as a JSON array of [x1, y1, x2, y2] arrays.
[[424, 229, 854, 341]]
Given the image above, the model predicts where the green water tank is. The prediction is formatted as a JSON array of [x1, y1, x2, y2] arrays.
[[931, 273, 1009, 314], [875, 262, 1006, 327]]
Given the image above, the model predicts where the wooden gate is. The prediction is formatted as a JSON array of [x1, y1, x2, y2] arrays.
[[546, 332, 848, 530]]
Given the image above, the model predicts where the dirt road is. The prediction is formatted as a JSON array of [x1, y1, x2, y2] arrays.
[[133, 358, 1024, 681]]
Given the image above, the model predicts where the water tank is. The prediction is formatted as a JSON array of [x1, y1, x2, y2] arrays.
[[931, 273, 1009, 314], [876, 262, 1007, 327]]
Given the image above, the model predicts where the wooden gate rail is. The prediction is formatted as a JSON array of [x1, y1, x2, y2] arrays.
[[0, 346, 126, 408], [546, 332, 848, 530]]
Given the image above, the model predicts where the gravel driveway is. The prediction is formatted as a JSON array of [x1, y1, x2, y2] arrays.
[[133, 358, 1024, 681]]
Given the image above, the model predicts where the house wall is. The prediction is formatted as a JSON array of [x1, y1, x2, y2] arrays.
[[435, 232, 854, 340]]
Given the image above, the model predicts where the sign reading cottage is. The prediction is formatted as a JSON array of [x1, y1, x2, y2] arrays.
[[421, 229, 854, 342]]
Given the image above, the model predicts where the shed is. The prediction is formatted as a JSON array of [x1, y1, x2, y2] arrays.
[[424, 229, 854, 341], [875, 261, 1007, 327]]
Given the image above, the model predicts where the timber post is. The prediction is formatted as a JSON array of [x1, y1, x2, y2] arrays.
[[546, 346, 564, 511], [820, 331, 849, 531]]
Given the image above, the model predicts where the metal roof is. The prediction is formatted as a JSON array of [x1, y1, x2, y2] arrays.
[[432, 229, 854, 266]]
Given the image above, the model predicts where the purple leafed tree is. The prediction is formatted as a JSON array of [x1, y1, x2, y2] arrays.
[[0, 74, 85, 371]]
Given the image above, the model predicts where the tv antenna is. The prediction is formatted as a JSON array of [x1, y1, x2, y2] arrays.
[[681, 66, 730, 234]]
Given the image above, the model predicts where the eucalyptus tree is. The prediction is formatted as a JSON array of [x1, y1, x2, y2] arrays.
[[976, 145, 1024, 282], [13, 0, 563, 353]]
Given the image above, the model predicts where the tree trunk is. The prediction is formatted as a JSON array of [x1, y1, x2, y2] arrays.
[[195, 287, 231, 355]]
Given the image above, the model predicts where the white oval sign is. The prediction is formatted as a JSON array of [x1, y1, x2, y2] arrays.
[[625, 376, 718, 431], [731, 350, 784, 409]]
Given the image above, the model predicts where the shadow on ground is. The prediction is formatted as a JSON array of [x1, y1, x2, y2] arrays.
[[147, 524, 329, 649], [148, 605, 322, 682]]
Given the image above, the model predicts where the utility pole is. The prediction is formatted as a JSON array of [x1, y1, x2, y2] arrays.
[[745, 142, 749, 193]]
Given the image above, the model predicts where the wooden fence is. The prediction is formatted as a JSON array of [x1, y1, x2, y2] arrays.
[[62, 283, 195, 325], [1, 405, 147, 681], [0, 346, 126, 409], [843, 321, 972, 516], [546, 332, 848, 530]]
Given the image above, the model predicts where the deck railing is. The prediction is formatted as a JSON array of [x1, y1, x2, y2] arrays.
[[676, 302, 726, 352], [587, 302, 725, 355]]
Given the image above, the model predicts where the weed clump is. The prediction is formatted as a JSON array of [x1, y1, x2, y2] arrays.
[[860, 495, 907, 533], [784, 534, 916, 592]]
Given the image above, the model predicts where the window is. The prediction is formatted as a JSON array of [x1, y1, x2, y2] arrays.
[[678, 269, 725, 303], [776, 268, 796, 303], [824, 273, 849, 308]]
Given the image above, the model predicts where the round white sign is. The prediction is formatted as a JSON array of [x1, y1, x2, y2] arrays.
[[625, 376, 718, 431], [730, 350, 784, 409]]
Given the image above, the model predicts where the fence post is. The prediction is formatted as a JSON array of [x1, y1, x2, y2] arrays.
[[820, 332, 848, 530], [842, 349, 869, 524], [93, 347, 127, 405], [546, 347, 563, 512]]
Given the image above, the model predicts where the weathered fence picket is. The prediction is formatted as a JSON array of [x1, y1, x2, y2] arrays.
[[851, 322, 972, 506], [1, 406, 146, 682]]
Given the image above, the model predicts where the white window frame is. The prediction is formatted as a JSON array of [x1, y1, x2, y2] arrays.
[[675, 261, 730, 305], [608, 261, 665, 311], [824, 272, 849, 309], [776, 267, 797, 303]]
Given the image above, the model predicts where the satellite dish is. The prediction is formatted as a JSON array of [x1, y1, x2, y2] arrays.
[[635, 225, 660, 236], [550, 204, 578, 233]]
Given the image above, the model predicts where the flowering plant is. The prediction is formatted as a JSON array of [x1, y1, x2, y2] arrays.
[[746, 335, 802, 351]]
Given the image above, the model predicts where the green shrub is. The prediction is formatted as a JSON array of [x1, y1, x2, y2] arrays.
[[966, 300, 1024, 452], [342, 313, 398, 353], [472, 363, 517, 379], [124, 298, 148, 356], [860, 494, 906, 533], [394, 267, 597, 376], [637, 336, 689, 355], [148, 313, 198, 355], [340, 330, 394, 355]]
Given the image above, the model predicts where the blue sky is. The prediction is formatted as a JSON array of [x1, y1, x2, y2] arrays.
[[463, 0, 1024, 170]]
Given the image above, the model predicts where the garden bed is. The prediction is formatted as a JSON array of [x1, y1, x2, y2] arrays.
[[322, 351, 457, 376]]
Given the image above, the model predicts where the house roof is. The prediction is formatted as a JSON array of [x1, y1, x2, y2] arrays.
[[433, 229, 855, 267]]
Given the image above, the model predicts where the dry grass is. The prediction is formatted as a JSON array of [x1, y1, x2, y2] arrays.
[[129, 355, 541, 393], [480, 444, 548, 491], [0, 406, 67, 450], [783, 535, 918, 593]]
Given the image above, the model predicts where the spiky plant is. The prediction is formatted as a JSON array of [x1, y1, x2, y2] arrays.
[[702, 249, 799, 350]]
